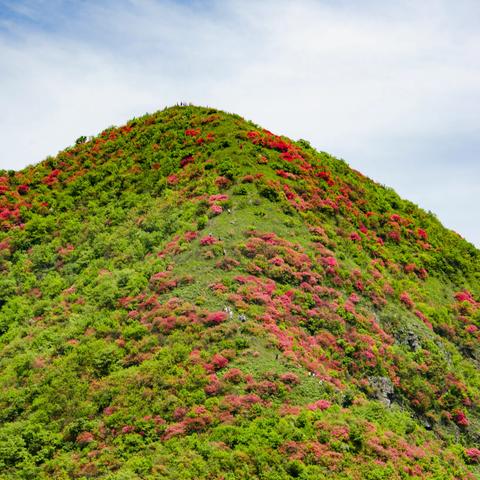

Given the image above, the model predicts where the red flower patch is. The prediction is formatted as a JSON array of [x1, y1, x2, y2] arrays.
[[400, 292, 414, 309], [466, 448, 480, 463], [307, 399, 332, 411], [417, 228, 428, 240], [210, 204, 223, 215], [204, 311, 228, 325], [185, 128, 200, 137], [200, 235, 219, 246]]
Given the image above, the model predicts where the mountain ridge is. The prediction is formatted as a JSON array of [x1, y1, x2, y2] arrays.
[[0, 105, 479, 479]]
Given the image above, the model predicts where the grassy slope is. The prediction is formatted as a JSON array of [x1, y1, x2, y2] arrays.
[[0, 105, 479, 479]]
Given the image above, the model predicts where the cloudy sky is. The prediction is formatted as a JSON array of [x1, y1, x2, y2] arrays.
[[1, 0, 479, 246]]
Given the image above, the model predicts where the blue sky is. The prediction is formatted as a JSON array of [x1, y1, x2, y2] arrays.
[[1, 0, 479, 246]]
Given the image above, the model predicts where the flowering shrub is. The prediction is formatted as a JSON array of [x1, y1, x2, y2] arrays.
[[223, 368, 243, 383], [76, 432, 95, 445], [454, 409, 469, 427], [206, 353, 229, 372], [210, 204, 223, 215], [204, 311, 228, 325], [465, 448, 480, 463], [200, 235, 219, 246], [185, 128, 200, 136], [322, 256, 337, 267], [209, 194, 229, 203], [316, 171, 335, 186], [276, 169, 296, 179], [466, 324, 478, 334], [455, 291, 477, 305], [180, 155, 194, 168], [307, 399, 332, 411], [388, 230, 401, 243], [279, 372, 300, 385], [204, 374, 221, 395], [215, 176, 231, 189], [167, 174, 179, 185], [417, 228, 428, 240], [350, 232, 362, 242], [184, 230, 198, 242], [400, 292, 414, 309]]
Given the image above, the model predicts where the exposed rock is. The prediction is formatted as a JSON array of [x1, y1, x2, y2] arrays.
[[368, 376, 395, 406], [406, 330, 421, 351]]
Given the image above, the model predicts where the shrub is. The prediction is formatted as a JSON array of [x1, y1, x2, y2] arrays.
[[204, 311, 228, 325], [465, 448, 480, 463]]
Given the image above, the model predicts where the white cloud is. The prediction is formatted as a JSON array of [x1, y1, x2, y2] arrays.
[[0, 0, 479, 245]]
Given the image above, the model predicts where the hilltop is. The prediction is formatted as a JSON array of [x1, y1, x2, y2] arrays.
[[0, 105, 479, 479]]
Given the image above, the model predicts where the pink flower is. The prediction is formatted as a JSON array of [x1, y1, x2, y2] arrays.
[[205, 311, 228, 325], [180, 155, 194, 168], [466, 448, 480, 462], [200, 235, 219, 246], [167, 174, 179, 185], [350, 232, 361, 242], [276, 169, 295, 179], [363, 350, 376, 361], [185, 128, 200, 136], [163, 422, 186, 440], [417, 228, 428, 240], [103, 406, 116, 416], [76, 432, 95, 445], [210, 204, 223, 215], [454, 409, 469, 427], [223, 368, 244, 383], [307, 399, 331, 411], [316, 171, 334, 186], [388, 230, 401, 242], [210, 353, 229, 370], [204, 374, 221, 395], [184, 231, 198, 242], [455, 291, 476, 305], [322, 256, 337, 267], [208, 194, 229, 203], [349, 293, 360, 304], [400, 292, 414, 309], [279, 372, 300, 385]]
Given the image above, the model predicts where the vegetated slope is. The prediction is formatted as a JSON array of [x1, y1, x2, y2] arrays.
[[0, 105, 479, 480]]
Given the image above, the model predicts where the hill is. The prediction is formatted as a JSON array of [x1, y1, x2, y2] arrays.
[[0, 105, 479, 479]]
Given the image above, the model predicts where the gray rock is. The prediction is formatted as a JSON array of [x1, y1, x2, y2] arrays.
[[368, 376, 394, 406], [406, 330, 421, 351]]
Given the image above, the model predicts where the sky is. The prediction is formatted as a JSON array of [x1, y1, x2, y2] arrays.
[[0, 0, 479, 246]]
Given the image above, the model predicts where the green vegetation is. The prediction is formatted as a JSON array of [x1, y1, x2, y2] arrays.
[[0, 105, 479, 478]]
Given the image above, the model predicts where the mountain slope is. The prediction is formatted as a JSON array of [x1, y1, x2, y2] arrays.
[[1, 105, 480, 479]]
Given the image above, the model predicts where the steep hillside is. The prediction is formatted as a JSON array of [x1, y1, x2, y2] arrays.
[[1, 105, 479, 479]]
